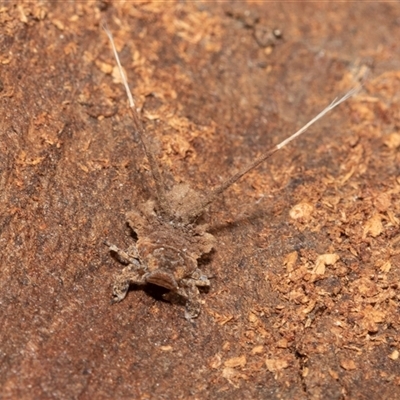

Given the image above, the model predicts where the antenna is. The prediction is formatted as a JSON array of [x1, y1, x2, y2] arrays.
[[104, 26, 359, 225], [184, 88, 359, 222], [104, 26, 172, 217]]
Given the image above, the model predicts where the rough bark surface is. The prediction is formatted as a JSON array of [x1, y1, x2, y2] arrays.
[[1, 2, 400, 399]]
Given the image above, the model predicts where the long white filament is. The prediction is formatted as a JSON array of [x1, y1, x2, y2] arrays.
[[276, 87, 358, 150], [103, 26, 135, 109], [102, 25, 360, 222]]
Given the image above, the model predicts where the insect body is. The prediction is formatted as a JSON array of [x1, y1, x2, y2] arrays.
[[106, 191, 214, 320], [103, 27, 358, 320]]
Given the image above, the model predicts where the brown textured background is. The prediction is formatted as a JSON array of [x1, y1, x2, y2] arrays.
[[1, 2, 400, 399]]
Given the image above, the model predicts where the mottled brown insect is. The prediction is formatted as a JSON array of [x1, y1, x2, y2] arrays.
[[103, 27, 358, 320], [105, 186, 215, 320]]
